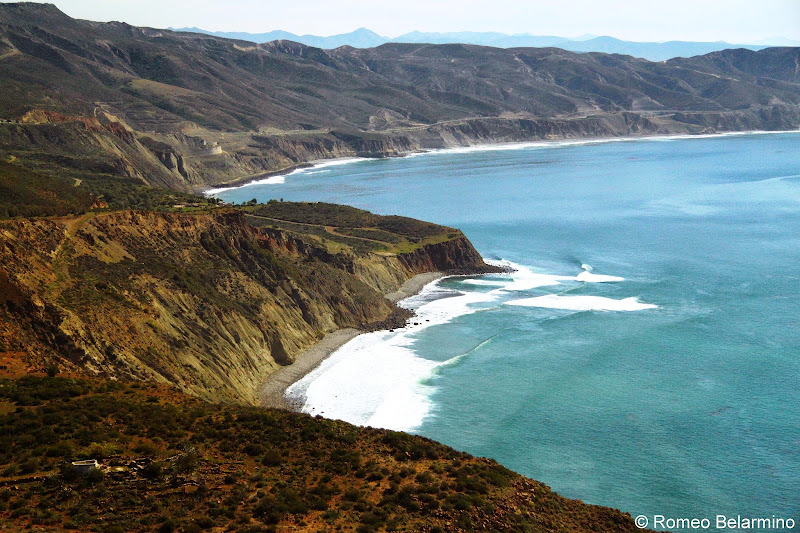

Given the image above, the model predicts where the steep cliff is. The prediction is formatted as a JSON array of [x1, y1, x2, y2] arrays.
[[0, 205, 495, 404]]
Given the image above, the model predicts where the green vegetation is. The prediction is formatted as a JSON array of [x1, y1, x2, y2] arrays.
[[0, 374, 648, 532], [81, 175, 220, 212], [250, 202, 451, 239], [0, 162, 93, 218], [0, 160, 220, 220], [246, 201, 460, 255]]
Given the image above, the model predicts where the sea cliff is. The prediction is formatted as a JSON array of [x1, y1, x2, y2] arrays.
[[0, 204, 496, 404]]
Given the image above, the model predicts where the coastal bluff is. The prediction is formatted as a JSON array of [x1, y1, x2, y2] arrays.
[[0, 203, 497, 404]]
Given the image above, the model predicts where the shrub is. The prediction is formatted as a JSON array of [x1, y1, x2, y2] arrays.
[[142, 461, 164, 480], [133, 441, 159, 456], [157, 518, 177, 533], [261, 449, 282, 467]]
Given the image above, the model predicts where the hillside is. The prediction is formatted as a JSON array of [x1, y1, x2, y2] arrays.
[[0, 202, 497, 404], [0, 2, 799, 199], [0, 371, 655, 532]]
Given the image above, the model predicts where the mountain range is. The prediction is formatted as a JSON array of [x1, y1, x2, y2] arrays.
[[171, 26, 800, 61], [2, 2, 799, 198]]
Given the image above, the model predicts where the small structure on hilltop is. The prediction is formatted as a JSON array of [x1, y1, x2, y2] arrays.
[[71, 459, 99, 476]]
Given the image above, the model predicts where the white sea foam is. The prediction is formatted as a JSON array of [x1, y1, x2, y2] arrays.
[[205, 175, 286, 195], [251, 175, 286, 185], [306, 157, 371, 169], [576, 264, 625, 283], [424, 137, 631, 157], [204, 157, 371, 195], [288, 277, 505, 431], [640, 129, 800, 142], [419, 130, 800, 158], [576, 271, 626, 282], [289, 259, 654, 431], [398, 276, 509, 331], [461, 278, 511, 287], [287, 331, 440, 430], [505, 294, 657, 311], [484, 259, 570, 291]]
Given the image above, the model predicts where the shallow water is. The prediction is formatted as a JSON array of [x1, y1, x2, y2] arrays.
[[217, 133, 800, 526]]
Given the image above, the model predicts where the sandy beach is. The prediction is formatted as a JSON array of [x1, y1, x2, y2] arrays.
[[385, 271, 445, 303], [259, 271, 444, 410]]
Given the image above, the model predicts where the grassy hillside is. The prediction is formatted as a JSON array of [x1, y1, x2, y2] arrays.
[[245, 202, 461, 255], [0, 161, 94, 218], [0, 366, 653, 532], [0, 159, 221, 219]]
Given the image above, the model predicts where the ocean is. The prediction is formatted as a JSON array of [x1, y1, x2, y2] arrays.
[[214, 133, 800, 528]]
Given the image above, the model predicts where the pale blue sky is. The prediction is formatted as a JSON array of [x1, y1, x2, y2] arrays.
[[11, 0, 800, 42]]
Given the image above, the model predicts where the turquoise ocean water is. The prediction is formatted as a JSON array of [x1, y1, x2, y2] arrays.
[[215, 134, 800, 527]]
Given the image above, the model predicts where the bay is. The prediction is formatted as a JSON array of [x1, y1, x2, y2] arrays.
[[216, 133, 800, 526]]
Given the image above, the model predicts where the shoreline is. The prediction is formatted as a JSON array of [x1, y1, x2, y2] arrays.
[[385, 271, 445, 303], [204, 128, 800, 196], [258, 271, 445, 410]]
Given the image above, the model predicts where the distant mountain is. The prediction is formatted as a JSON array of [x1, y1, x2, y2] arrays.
[[555, 36, 768, 61], [173, 27, 772, 60], [388, 33, 770, 59], [171, 26, 388, 49], [389, 31, 570, 49]]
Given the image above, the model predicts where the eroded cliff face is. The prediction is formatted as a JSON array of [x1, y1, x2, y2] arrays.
[[160, 107, 800, 191], [0, 209, 493, 404], [5, 105, 800, 195]]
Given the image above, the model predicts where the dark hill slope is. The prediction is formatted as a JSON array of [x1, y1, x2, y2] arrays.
[[1, 4, 798, 129], [0, 373, 656, 532], [1, 2, 799, 194]]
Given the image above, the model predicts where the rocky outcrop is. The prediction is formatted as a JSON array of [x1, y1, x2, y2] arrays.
[[397, 234, 503, 275], [0, 208, 493, 404]]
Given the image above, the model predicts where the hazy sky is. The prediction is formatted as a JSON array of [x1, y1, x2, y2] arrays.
[[13, 0, 800, 42]]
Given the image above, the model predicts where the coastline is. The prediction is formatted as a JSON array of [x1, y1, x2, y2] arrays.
[[248, 128, 800, 412], [385, 271, 445, 303], [204, 156, 390, 195], [258, 271, 445, 410], [203, 128, 800, 196], [259, 328, 362, 410], [203, 162, 314, 195]]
